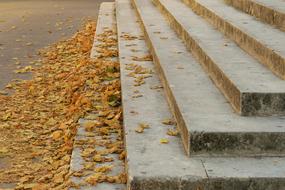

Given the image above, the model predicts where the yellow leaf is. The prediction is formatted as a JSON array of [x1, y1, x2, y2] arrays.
[[53, 172, 64, 184], [135, 127, 144, 133], [0, 90, 8, 95], [139, 122, 150, 129], [94, 165, 113, 173], [0, 147, 9, 154], [51, 130, 62, 140], [160, 138, 169, 144], [85, 173, 107, 185], [81, 148, 96, 157], [162, 118, 175, 125], [84, 162, 96, 170], [93, 155, 103, 162], [167, 129, 179, 136], [83, 120, 102, 131]]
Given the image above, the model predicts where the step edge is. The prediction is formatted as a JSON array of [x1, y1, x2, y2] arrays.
[[131, 0, 285, 156], [153, 0, 285, 116], [182, 0, 285, 80], [224, 0, 285, 32]]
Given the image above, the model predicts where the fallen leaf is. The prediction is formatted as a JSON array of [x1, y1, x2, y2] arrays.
[[160, 138, 169, 144], [167, 129, 179, 136], [51, 130, 62, 140], [162, 119, 175, 125]]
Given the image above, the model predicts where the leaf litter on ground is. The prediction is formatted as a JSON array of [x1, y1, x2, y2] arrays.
[[0, 20, 126, 189]]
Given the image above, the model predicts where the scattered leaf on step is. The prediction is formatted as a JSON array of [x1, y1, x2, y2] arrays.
[[160, 138, 169, 144], [135, 127, 144, 133], [162, 118, 175, 125], [167, 129, 179, 136]]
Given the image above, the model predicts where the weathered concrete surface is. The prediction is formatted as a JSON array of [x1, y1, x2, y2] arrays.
[[116, 1, 207, 189], [90, 2, 117, 59], [182, 0, 285, 80], [69, 3, 125, 190], [202, 157, 285, 190], [153, 0, 285, 116], [70, 120, 125, 190], [0, 0, 112, 91], [225, 0, 285, 31], [117, 2, 285, 189], [130, 0, 285, 156], [117, 0, 206, 190]]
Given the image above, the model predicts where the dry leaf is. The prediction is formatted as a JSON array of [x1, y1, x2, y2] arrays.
[[167, 129, 179, 136], [162, 119, 175, 125], [51, 130, 62, 140], [135, 127, 144, 133], [160, 138, 169, 144]]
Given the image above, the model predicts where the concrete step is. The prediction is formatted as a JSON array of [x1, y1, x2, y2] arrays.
[[70, 3, 125, 190], [129, 0, 285, 156], [225, 0, 285, 31], [116, 2, 285, 189], [182, 0, 285, 80], [90, 2, 117, 60], [153, 0, 285, 116]]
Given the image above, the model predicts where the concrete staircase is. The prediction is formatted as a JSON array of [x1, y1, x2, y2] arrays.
[[96, 0, 285, 189]]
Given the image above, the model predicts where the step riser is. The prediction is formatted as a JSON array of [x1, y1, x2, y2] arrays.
[[182, 0, 285, 80], [129, 177, 285, 190], [131, 0, 285, 156], [225, 0, 285, 32], [153, 0, 285, 116], [191, 132, 285, 156]]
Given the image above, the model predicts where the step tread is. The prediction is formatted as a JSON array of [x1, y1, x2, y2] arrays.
[[202, 157, 285, 178], [195, 0, 285, 55], [90, 2, 116, 59], [157, 0, 285, 93], [117, 2, 285, 189], [70, 3, 125, 190], [254, 0, 285, 13]]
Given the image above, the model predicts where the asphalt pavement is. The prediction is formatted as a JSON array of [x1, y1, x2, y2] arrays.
[[0, 0, 112, 90]]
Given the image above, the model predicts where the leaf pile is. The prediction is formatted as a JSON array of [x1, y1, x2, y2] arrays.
[[69, 29, 126, 188], [0, 20, 125, 189]]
